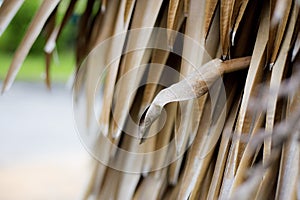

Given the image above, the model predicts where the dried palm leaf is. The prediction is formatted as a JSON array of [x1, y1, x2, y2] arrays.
[[44, 0, 78, 54], [2, 0, 60, 93], [0, 0, 24, 36], [231, 0, 249, 45], [275, 79, 300, 200], [2, 0, 300, 199], [269, 0, 293, 66], [222, 1, 270, 194], [44, 6, 58, 89], [139, 56, 251, 140], [264, 2, 298, 163], [203, 0, 218, 40], [207, 92, 240, 199], [84, 0, 120, 128], [99, 0, 136, 136], [110, 0, 163, 139], [220, 0, 235, 59]]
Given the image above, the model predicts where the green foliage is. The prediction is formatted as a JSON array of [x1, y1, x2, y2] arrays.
[[0, 0, 77, 54], [0, 1, 79, 81], [0, 1, 43, 53], [0, 51, 74, 82], [56, 15, 78, 51]]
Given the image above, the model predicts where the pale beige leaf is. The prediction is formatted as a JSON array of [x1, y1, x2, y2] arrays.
[[230, 165, 266, 200], [264, 3, 298, 163], [174, 1, 207, 148], [99, 0, 136, 136], [271, 0, 291, 26], [114, 93, 155, 199], [231, 0, 249, 45], [139, 57, 251, 140], [190, 80, 237, 200], [173, 0, 216, 157], [184, 0, 189, 16], [84, 0, 120, 128], [167, 0, 182, 45], [140, 4, 184, 155], [168, 153, 184, 185], [230, 112, 264, 190], [220, 0, 235, 59], [94, 0, 120, 47], [115, 139, 143, 200], [205, 4, 220, 58], [178, 78, 236, 199], [207, 93, 240, 200], [43, 5, 59, 89], [97, 168, 120, 199], [275, 68, 300, 200], [2, 0, 60, 93], [223, 1, 270, 194], [124, 0, 135, 22], [219, 3, 270, 196], [270, 0, 293, 65], [75, 0, 94, 64], [203, 0, 218, 40], [110, 0, 163, 139], [190, 160, 215, 200], [133, 173, 167, 200], [44, 0, 77, 53], [153, 102, 177, 173], [275, 128, 300, 200], [167, 0, 180, 31], [101, 0, 107, 12], [177, 96, 214, 200], [163, 174, 183, 199], [254, 151, 281, 199], [0, 0, 24, 36]]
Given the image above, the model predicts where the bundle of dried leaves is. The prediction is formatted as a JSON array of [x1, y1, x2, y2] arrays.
[[1, 0, 300, 199]]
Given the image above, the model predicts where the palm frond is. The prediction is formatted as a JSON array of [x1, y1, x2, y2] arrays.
[[1, 0, 300, 199]]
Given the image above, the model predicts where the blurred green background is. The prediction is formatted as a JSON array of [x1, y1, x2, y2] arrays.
[[0, 0, 85, 82]]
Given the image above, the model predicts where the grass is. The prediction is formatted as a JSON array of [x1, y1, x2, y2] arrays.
[[0, 51, 75, 83]]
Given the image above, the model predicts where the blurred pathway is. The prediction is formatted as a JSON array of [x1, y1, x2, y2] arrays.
[[0, 82, 90, 200]]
